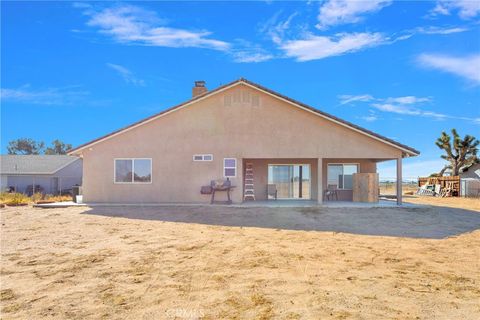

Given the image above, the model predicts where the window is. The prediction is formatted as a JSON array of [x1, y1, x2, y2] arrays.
[[193, 154, 213, 161], [114, 159, 152, 183], [327, 164, 358, 190], [224, 158, 237, 177]]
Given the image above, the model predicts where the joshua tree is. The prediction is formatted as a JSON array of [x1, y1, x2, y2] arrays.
[[436, 129, 479, 176]]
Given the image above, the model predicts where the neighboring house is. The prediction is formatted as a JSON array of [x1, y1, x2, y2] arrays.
[[69, 78, 419, 204], [460, 163, 480, 179], [460, 163, 480, 197], [0, 155, 82, 195]]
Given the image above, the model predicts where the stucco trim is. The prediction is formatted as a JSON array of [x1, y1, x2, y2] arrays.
[[68, 78, 419, 157]]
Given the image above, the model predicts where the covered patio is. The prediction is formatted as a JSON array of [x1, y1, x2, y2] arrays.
[[241, 157, 405, 205]]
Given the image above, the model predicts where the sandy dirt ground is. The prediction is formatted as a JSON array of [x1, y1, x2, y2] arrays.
[[1, 204, 479, 320], [404, 196, 480, 211]]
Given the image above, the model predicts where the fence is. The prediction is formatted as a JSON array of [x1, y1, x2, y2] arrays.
[[460, 179, 480, 198], [418, 176, 460, 196]]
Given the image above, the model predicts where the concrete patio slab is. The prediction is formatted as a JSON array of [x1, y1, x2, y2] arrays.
[[33, 201, 86, 208]]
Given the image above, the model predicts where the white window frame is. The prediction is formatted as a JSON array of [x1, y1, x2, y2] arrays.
[[327, 163, 360, 190], [114, 158, 153, 184], [223, 158, 237, 178], [193, 154, 213, 162]]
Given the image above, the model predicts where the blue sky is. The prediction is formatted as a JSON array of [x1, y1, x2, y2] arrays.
[[1, 0, 479, 179]]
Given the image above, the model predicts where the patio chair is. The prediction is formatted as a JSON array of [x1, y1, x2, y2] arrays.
[[324, 184, 339, 201], [267, 184, 277, 200]]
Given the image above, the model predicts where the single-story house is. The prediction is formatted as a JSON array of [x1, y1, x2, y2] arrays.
[[0, 155, 83, 195], [460, 163, 480, 197], [68, 78, 419, 204], [460, 163, 480, 179]]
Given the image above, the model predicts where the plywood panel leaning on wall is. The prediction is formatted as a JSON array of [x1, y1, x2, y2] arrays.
[[353, 173, 379, 202]]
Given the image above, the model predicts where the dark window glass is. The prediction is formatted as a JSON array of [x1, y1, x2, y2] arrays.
[[224, 168, 236, 177], [115, 160, 132, 183]]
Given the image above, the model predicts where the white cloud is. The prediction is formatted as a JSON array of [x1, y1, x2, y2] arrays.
[[106, 63, 145, 86], [371, 103, 449, 120], [361, 115, 378, 122], [281, 32, 385, 61], [1, 85, 89, 105], [317, 0, 392, 29], [79, 4, 230, 51], [231, 51, 274, 63], [260, 11, 301, 45], [415, 26, 469, 35], [430, 3, 451, 16], [371, 103, 479, 123], [385, 96, 431, 104], [429, 0, 480, 19], [340, 93, 479, 123], [339, 95, 432, 107], [338, 94, 374, 105], [417, 54, 480, 84], [360, 110, 379, 122], [229, 40, 274, 63]]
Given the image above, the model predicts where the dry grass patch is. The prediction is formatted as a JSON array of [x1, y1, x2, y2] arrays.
[[404, 196, 480, 211]]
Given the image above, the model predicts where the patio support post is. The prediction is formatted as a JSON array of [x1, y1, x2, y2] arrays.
[[318, 158, 323, 204], [238, 159, 244, 203], [396, 157, 402, 205]]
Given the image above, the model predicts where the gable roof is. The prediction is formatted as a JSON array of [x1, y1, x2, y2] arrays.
[[461, 162, 480, 173], [68, 78, 419, 156], [0, 155, 80, 175]]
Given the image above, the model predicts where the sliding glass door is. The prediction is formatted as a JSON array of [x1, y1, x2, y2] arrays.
[[268, 164, 311, 199]]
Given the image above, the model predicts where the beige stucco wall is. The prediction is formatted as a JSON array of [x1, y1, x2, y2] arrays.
[[80, 83, 402, 203]]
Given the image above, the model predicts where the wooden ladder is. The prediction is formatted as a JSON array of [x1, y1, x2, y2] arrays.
[[244, 162, 256, 201]]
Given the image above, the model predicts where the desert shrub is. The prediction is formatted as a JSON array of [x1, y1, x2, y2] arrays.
[[31, 192, 44, 203], [2, 193, 30, 206], [0, 193, 21, 204], [44, 194, 73, 202], [0, 193, 9, 204]]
